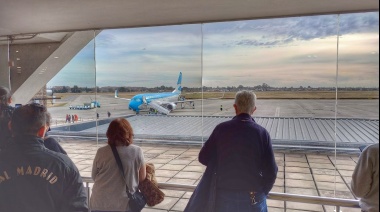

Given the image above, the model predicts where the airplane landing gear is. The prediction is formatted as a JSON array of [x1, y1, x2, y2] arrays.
[[148, 108, 158, 114]]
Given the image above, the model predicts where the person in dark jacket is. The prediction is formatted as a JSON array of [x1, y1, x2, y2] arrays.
[[0, 103, 88, 212], [44, 112, 67, 155], [198, 90, 278, 212], [0, 86, 14, 150]]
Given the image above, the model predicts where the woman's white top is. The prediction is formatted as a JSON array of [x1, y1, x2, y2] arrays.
[[90, 144, 145, 211]]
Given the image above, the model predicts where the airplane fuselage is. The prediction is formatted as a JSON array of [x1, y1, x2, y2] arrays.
[[122, 72, 183, 114], [129, 92, 180, 112]]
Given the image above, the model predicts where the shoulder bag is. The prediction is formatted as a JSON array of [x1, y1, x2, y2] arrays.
[[111, 145, 146, 212], [138, 163, 165, 206]]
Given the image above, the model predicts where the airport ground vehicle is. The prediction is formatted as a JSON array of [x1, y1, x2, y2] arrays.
[[69, 101, 101, 110]]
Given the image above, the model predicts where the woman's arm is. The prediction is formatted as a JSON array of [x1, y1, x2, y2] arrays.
[[91, 150, 100, 180], [351, 148, 373, 198], [139, 163, 146, 182]]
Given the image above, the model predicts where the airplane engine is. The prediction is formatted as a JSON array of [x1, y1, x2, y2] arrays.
[[166, 103, 177, 111], [46, 89, 53, 96]]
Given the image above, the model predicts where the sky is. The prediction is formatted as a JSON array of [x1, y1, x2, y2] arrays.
[[47, 12, 379, 88]]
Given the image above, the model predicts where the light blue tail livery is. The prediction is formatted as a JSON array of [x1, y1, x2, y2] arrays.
[[173, 72, 182, 93]]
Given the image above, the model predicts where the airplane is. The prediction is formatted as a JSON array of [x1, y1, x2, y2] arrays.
[[32, 89, 61, 104], [115, 72, 195, 115]]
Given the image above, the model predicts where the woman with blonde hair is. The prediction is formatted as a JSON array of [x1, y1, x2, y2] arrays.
[[91, 118, 146, 212]]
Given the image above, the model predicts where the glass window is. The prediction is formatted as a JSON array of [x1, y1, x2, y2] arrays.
[[2, 11, 378, 212]]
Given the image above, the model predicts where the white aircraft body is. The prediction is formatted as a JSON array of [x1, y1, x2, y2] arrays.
[[115, 72, 194, 115]]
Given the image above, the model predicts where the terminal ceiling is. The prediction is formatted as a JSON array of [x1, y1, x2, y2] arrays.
[[0, 0, 379, 39], [0, 0, 378, 104]]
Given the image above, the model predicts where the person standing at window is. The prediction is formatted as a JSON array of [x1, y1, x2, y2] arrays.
[[44, 112, 67, 155], [0, 103, 88, 212], [91, 118, 146, 212], [198, 90, 278, 212], [0, 86, 14, 150], [352, 143, 379, 212]]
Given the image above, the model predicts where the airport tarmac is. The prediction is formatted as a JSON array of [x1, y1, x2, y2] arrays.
[[49, 94, 379, 152], [48, 94, 379, 125], [49, 94, 379, 145]]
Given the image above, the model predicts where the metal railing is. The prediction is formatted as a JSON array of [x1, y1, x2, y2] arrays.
[[82, 177, 360, 211]]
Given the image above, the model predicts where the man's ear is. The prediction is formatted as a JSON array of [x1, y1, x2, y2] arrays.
[[37, 126, 47, 138], [251, 106, 257, 114], [233, 104, 238, 114]]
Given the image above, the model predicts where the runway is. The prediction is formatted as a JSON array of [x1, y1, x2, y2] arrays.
[[48, 93, 379, 122]]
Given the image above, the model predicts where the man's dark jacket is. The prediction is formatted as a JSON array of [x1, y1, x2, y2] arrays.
[[0, 135, 88, 212], [0, 105, 14, 150], [199, 113, 278, 195], [44, 133, 68, 155]]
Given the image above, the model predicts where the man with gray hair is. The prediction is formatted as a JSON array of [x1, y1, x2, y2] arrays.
[[198, 90, 278, 212], [0, 103, 88, 212]]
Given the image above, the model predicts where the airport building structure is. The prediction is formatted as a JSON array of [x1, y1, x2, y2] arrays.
[[0, 1, 379, 211]]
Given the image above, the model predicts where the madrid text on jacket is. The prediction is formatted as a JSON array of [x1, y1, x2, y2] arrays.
[[0, 166, 58, 184]]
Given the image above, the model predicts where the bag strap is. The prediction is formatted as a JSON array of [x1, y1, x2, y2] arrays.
[[110, 145, 132, 196]]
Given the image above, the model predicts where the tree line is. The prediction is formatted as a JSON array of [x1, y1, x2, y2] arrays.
[[50, 84, 379, 93]]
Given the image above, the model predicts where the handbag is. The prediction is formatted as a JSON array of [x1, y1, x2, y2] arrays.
[[139, 178, 165, 206], [138, 163, 165, 206], [184, 156, 217, 212], [111, 145, 146, 212]]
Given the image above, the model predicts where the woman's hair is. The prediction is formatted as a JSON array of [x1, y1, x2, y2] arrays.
[[0, 86, 11, 106], [107, 118, 134, 146]]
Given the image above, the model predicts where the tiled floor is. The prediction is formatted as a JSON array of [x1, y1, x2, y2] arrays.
[[60, 139, 362, 212]]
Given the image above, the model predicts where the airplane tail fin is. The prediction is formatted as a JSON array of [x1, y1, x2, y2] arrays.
[[114, 90, 131, 101], [173, 72, 182, 94]]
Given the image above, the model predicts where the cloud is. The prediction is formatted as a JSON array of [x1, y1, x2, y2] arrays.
[[48, 12, 379, 88], [204, 12, 379, 48]]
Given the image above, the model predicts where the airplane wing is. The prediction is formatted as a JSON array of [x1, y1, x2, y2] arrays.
[[154, 99, 195, 111], [115, 96, 131, 101], [154, 98, 195, 105], [173, 99, 195, 104]]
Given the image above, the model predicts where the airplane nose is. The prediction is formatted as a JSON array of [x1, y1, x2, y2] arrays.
[[129, 101, 140, 111]]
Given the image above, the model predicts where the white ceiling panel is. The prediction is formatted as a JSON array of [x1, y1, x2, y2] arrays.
[[0, 0, 378, 37]]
